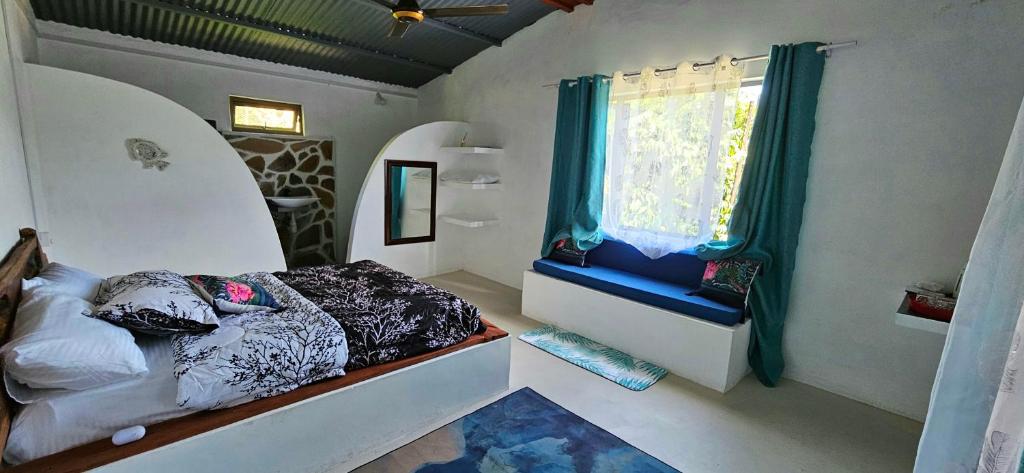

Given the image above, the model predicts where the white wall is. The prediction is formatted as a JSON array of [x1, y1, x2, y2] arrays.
[[0, 0, 36, 247], [348, 121, 472, 278], [23, 64, 285, 276], [35, 24, 420, 260], [416, 0, 1024, 420]]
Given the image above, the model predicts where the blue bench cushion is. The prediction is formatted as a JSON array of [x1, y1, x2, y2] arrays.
[[533, 258, 744, 326], [585, 238, 706, 288]]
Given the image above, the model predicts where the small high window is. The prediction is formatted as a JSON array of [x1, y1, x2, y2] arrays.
[[229, 96, 304, 135]]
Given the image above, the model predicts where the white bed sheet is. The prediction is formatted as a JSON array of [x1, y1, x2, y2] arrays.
[[4, 335, 196, 465]]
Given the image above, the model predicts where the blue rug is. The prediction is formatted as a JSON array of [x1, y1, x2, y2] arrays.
[[519, 325, 668, 391], [355, 387, 678, 472]]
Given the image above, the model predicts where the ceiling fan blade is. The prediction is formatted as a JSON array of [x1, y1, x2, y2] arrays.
[[368, 0, 399, 8], [423, 5, 509, 18], [367, 0, 398, 9], [388, 20, 413, 38]]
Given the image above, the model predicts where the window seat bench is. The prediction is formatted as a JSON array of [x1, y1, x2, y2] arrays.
[[531, 260, 744, 326], [522, 239, 751, 392]]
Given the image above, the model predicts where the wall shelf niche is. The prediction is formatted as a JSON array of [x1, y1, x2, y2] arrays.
[[441, 181, 503, 190], [440, 146, 504, 155], [440, 214, 499, 228], [896, 295, 950, 335]]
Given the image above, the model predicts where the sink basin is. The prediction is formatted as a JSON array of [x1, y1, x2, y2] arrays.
[[266, 196, 318, 208]]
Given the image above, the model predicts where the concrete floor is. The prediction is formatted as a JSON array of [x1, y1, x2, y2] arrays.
[[423, 271, 922, 473]]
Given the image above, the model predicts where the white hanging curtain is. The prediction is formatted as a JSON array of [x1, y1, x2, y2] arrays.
[[602, 56, 746, 259], [915, 97, 1024, 472], [977, 302, 1024, 473]]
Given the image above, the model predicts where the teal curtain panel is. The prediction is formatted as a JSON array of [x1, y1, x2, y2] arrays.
[[696, 43, 826, 386], [541, 75, 610, 257]]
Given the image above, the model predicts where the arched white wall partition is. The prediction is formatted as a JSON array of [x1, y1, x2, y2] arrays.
[[23, 64, 285, 276], [349, 121, 498, 278]]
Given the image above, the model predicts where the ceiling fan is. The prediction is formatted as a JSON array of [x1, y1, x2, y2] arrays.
[[377, 0, 510, 38]]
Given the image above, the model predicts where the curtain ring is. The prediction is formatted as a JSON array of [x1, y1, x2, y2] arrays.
[[691, 63, 701, 71], [730, 57, 739, 66]]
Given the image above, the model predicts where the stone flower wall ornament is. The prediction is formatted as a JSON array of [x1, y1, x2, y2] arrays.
[[125, 138, 170, 171]]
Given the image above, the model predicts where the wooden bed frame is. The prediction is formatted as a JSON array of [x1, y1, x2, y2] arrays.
[[0, 229, 512, 472]]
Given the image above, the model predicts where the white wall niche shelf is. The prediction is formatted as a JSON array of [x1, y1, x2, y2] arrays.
[[440, 214, 499, 228], [441, 181, 503, 190], [896, 295, 950, 335], [440, 146, 504, 155]]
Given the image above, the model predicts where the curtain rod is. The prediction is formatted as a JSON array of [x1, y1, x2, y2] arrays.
[[541, 40, 857, 89]]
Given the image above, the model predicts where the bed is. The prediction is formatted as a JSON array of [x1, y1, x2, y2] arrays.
[[0, 229, 511, 472]]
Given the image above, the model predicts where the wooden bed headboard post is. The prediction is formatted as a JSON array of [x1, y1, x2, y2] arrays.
[[0, 228, 47, 467]]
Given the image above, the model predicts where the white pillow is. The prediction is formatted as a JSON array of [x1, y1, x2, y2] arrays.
[[1, 287, 148, 391], [21, 262, 103, 301]]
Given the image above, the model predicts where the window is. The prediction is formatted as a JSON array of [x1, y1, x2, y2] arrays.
[[602, 61, 761, 259], [229, 96, 304, 135]]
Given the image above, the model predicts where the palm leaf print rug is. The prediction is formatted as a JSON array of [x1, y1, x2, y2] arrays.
[[519, 325, 667, 391], [355, 388, 678, 472]]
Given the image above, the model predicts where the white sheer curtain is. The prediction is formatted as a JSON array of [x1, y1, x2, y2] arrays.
[[977, 302, 1024, 473], [602, 56, 745, 259], [915, 97, 1024, 473]]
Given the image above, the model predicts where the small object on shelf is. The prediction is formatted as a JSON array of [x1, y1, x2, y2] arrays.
[[440, 146, 504, 155], [439, 171, 500, 185], [914, 281, 945, 293], [904, 285, 957, 322], [440, 214, 499, 228], [953, 266, 966, 299]]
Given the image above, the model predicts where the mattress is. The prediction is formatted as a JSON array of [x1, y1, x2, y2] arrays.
[[275, 261, 483, 370], [4, 336, 195, 464], [11, 321, 509, 473]]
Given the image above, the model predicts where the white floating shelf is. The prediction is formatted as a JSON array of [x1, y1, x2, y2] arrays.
[[895, 313, 950, 335], [440, 146, 504, 155], [441, 181, 503, 190], [896, 296, 950, 335], [440, 214, 499, 228]]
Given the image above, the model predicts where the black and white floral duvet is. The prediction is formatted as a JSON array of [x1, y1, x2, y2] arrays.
[[274, 260, 483, 370], [172, 272, 348, 409]]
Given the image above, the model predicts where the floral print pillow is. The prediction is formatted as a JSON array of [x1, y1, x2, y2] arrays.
[[695, 258, 761, 309], [549, 239, 589, 267], [187, 275, 281, 314]]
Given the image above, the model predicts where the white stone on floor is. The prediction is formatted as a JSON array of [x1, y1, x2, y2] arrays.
[[422, 271, 921, 473]]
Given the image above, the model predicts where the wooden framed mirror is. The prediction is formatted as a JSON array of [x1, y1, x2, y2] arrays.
[[384, 160, 437, 246]]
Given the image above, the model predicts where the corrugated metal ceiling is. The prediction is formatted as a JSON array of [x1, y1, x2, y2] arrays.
[[28, 0, 561, 88]]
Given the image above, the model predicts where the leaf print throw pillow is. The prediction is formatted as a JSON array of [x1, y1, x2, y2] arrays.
[[187, 275, 281, 314], [694, 257, 761, 309], [90, 270, 219, 335]]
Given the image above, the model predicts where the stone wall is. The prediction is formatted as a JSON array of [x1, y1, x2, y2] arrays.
[[225, 134, 335, 266]]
